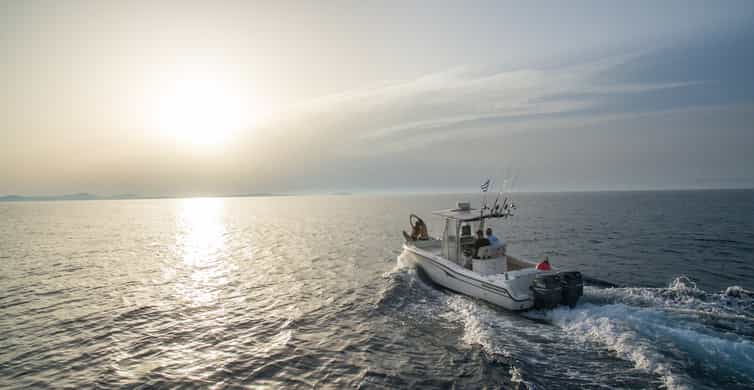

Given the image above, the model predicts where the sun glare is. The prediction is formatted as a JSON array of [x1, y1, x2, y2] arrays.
[[154, 78, 251, 147]]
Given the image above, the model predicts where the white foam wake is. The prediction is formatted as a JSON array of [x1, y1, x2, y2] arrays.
[[539, 277, 754, 390], [545, 303, 690, 389], [389, 262, 754, 389]]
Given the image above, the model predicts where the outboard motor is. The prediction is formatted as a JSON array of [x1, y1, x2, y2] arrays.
[[559, 271, 583, 308], [531, 273, 563, 309]]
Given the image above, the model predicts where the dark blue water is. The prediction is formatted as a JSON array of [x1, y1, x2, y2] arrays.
[[492, 190, 754, 292], [1, 190, 752, 389]]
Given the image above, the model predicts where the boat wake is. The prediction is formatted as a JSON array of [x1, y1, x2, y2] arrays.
[[382, 258, 754, 389], [528, 277, 754, 389], [373, 253, 454, 324]]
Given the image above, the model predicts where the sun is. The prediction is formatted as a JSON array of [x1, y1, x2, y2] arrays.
[[154, 77, 250, 147]]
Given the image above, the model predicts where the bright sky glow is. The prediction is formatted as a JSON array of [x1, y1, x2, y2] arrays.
[[1, 1, 753, 196], [152, 76, 250, 147]]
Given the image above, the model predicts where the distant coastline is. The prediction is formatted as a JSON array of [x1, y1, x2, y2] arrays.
[[1, 187, 752, 202]]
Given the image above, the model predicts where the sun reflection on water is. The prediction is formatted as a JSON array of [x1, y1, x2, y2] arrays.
[[175, 197, 231, 306]]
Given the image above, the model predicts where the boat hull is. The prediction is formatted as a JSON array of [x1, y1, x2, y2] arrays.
[[401, 244, 535, 311]]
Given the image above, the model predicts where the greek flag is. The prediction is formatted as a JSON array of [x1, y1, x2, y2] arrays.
[[480, 179, 490, 192]]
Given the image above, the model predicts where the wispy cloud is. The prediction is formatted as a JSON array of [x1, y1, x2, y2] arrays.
[[252, 52, 715, 159], [236, 26, 754, 191]]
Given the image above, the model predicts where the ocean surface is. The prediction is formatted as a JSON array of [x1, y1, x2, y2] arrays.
[[1, 190, 753, 389]]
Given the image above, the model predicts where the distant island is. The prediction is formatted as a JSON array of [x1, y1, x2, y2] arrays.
[[0, 193, 108, 202], [0, 192, 285, 202]]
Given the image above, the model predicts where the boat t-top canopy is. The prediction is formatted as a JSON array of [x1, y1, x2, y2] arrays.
[[432, 200, 514, 222], [432, 208, 483, 222]]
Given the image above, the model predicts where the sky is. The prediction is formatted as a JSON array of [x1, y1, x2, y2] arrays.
[[2, 0, 754, 196]]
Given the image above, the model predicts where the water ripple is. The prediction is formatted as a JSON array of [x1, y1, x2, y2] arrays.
[[1, 191, 753, 389]]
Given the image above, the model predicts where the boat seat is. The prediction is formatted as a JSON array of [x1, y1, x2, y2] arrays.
[[477, 245, 505, 259], [472, 250, 507, 275], [477, 246, 494, 259], [495, 244, 507, 257]]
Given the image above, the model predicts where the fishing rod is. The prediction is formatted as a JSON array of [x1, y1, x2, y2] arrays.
[[492, 168, 517, 217]]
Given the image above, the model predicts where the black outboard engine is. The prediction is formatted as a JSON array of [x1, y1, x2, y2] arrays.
[[559, 271, 583, 308], [532, 274, 563, 309]]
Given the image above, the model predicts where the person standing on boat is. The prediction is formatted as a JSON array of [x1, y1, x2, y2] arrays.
[[485, 227, 499, 245], [473, 230, 490, 258]]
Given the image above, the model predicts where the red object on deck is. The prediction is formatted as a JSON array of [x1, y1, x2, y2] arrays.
[[536, 261, 551, 271]]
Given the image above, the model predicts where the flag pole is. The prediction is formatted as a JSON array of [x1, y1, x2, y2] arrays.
[[480, 178, 490, 227]]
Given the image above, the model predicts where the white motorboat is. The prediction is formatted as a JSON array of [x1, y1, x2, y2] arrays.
[[400, 200, 583, 311]]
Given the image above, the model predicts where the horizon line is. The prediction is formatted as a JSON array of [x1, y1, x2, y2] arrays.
[[1, 185, 753, 202]]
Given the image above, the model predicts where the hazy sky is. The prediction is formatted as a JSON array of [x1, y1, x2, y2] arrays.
[[2, 0, 754, 195]]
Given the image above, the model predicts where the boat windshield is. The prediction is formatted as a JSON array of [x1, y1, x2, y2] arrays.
[[442, 218, 488, 262]]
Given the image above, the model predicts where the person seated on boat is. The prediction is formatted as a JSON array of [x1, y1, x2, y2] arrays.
[[403, 216, 429, 241], [485, 227, 499, 245], [473, 230, 491, 258], [536, 258, 552, 271]]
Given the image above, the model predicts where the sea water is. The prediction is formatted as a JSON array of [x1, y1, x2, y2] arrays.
[[1, 190, 752, 389]]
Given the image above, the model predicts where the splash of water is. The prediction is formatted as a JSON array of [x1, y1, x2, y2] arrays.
[[540, 277, 754, 389]]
